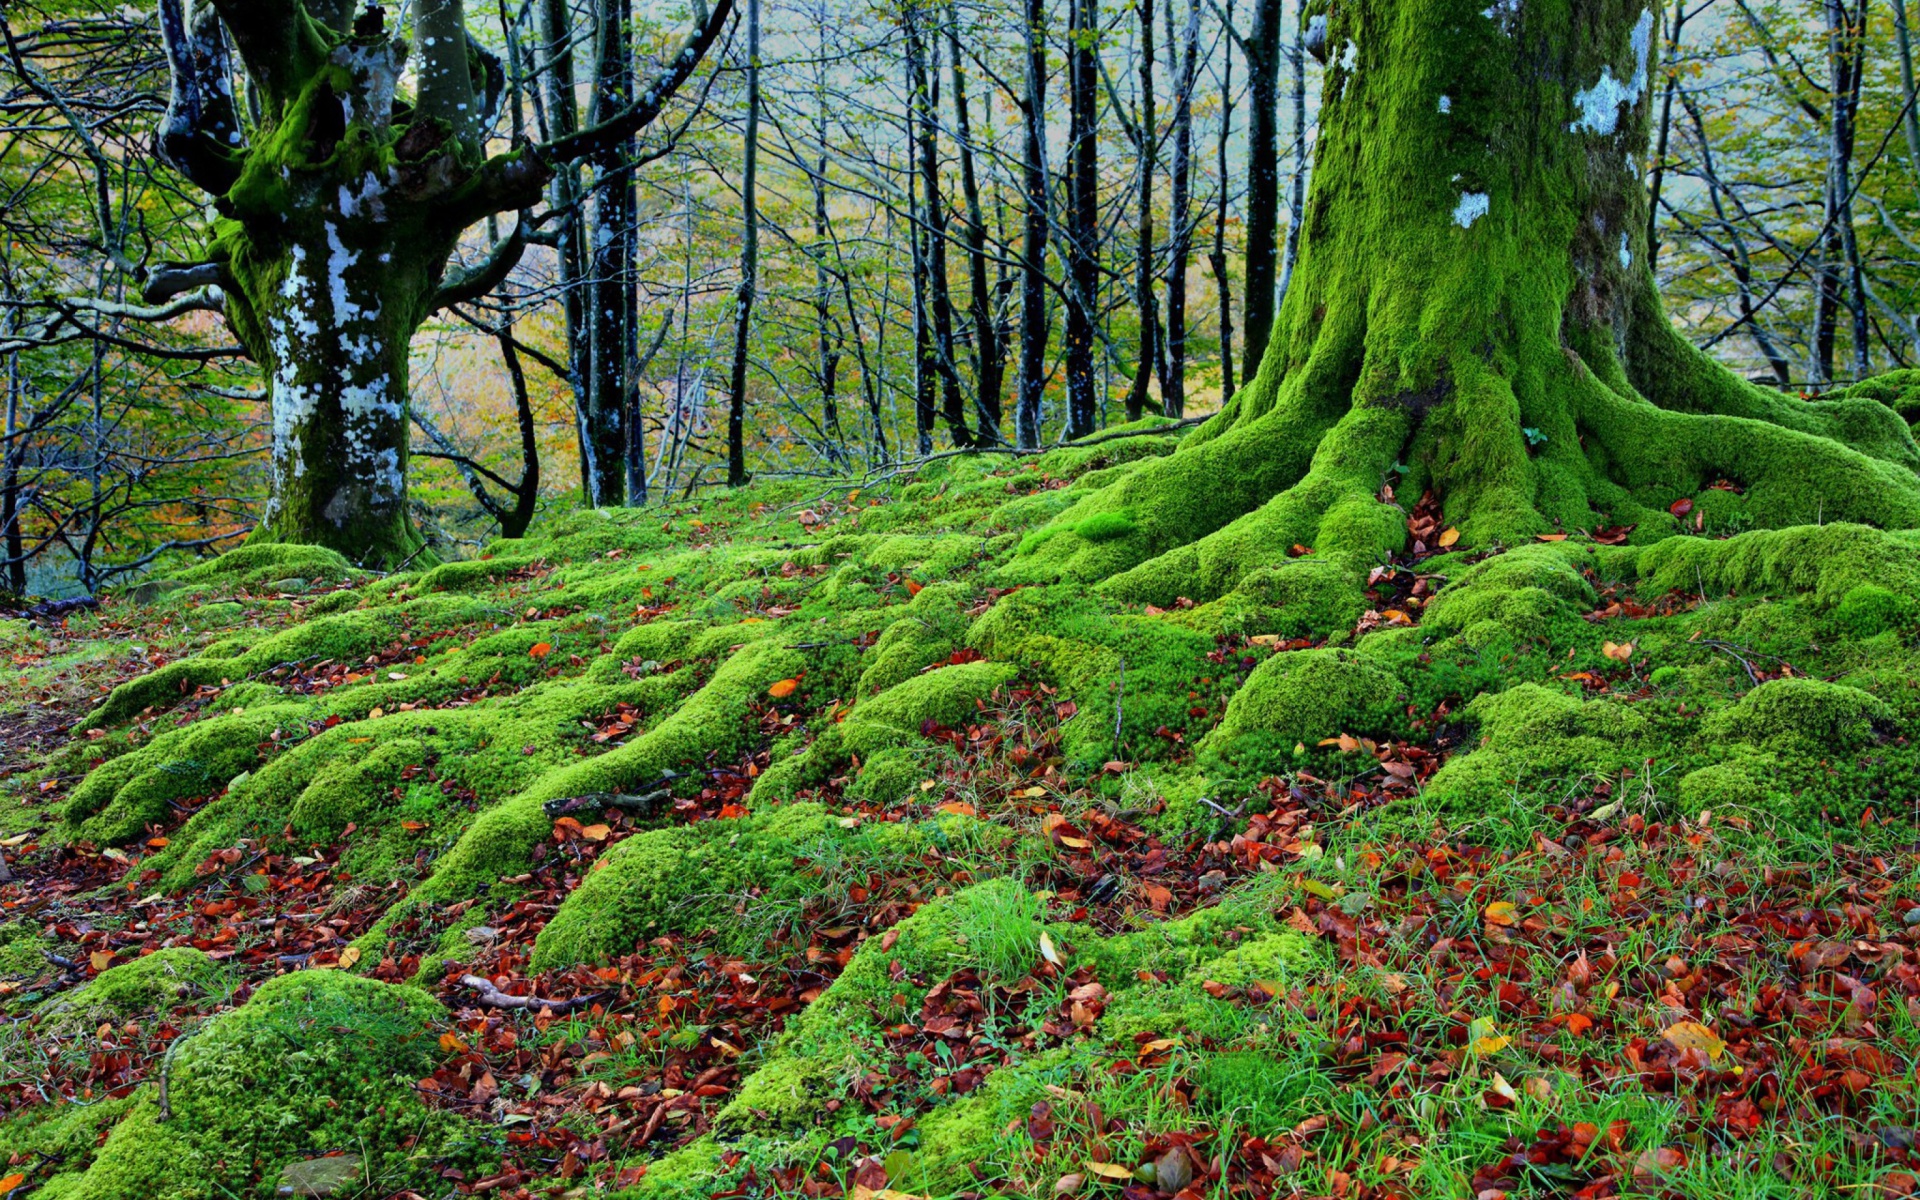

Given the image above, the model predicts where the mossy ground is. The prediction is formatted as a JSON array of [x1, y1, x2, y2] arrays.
[[9, 422, 1920, 1197]]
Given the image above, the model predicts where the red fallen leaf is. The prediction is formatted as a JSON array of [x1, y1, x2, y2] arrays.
[[906, 579, 924, 595], [1669, 497, 1694, 517], [528, 642, 552, 658]]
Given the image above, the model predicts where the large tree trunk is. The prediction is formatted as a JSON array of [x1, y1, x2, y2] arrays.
[[1013, 0, 1920, 604], [587, 0, 636, 506]]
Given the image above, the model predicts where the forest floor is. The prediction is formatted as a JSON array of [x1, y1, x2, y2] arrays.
[[5, 424, 1920, 1200]]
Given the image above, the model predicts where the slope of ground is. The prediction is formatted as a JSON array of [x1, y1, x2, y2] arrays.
[[6, 419, 1920, 1198]]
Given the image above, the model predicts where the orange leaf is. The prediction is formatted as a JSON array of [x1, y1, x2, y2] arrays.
[[1437, 527, 1460, 548], [767, 678, 800, 699], [1565, 1013, 1594, 1036], [936, 802, 977, 817], [906, 579, 925, 596], [439, 1032, 470, 1054], [89, 950, 114, 972], [529, 642, 553, 658], [1483, 901, 1518, 927], [581, 824, 611, 842], [1535, 533, 1569, 542], [1601, 640, 1635, 662], [0, 1174, 24, 1196], [1669, 497, 1694, 517]]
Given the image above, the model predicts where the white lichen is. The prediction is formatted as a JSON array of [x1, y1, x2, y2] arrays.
[[1453, 192, 1491, 228], [1618, 231, 1632, 269], [1438, 94, 1452, 113], [1569, 9, 1653, 136]]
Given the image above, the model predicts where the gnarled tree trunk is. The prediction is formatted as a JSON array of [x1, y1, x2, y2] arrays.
[[153, 0, 731, 566], [1015, 0, 1920, 603]]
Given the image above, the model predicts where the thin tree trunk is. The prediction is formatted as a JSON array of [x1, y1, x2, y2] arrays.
[[947, 9, 1004, 443], [1, 350, 23, 595], [1240, 0, 1282, 372], [538, 0, 592, 503], [1163, 0, 1198, 417], [1016, 0, 1051, 449], [1126, 0, 1160, 423], [1210, 0, 1237, 404], [1645, 0, 1686, 271], [585, 0, 634, 506], [812, 70, 846, 466], [1065, 0, 1101, 438], [907, 9, 972, 448], [1680, 90, 1794, 386], [1275, 0, 1307, 309], [1896, 0, 1920, 182], [727, 0, 761, 485]]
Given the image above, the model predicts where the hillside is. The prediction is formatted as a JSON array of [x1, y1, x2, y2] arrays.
[[6, 422, 1920, 1199]]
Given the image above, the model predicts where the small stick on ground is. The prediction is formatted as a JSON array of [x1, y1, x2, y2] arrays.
[[459, 975, 606, 1013]]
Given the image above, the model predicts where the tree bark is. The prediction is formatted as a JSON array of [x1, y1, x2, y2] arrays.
[[1014, 0, 1920, 606], [947, 10, 1005, 443], [1163, 0, 1199, 417], [586, 0, 635, 506], [1016, 0, 1052, 449], [1209, 0, 1237, 405], [1065, 0, 1101, 438], [1239, 0, 1283, 371], [906, 8, 973, 450], [1275, 0, 1307, 308], [727, 0, 762, 486], [1126, 0, 1161, 423]]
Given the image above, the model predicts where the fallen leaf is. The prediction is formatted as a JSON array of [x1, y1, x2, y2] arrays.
[[1469, 1016, 1511, 1055], [1602, 640, 1635, 662], [1039, 930, 1064, 966], [768, 678, 800, 698], [936, 801, 976, 816], [1484, 901, 1518, 927], [529, 642, 552, 658], [1663, 1020, 1730, 1063], [1669, 497, 1694, 517], [337, 945, 361, 970], [1438, 527, 1460, 547], [1535, 533, 1569, 542], [0, 1174, 23, 1196], [1085, 1163, 1133, 1182]]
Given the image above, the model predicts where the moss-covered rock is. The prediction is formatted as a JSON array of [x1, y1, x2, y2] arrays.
[[1204, 648, 1403, 750], [41, 972, 487, 1199]]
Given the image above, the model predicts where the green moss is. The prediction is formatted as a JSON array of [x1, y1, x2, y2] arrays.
[[841, 660, 1018, 758], [38, 949, 232, 1025], [62, 705, 311, 844], [1204, 648, 1404, 750], [0, 920, 51, 978], [855, 582, 971, 695], [161, 544, 358, 590], [1192, 1051, 1336, 1137], [50, 972, 488, 1199], [1704, 677, 1890, 750], [1420, 543, 1598, 637], [1633, 524, 1920, 611]]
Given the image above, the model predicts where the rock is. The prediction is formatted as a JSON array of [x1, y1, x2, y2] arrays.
[[1905, 908, 1920, 927], [276, 1155, 363, 1197]]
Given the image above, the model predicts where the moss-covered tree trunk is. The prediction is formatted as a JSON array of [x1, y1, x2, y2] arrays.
[[154, 0, 732, 568], [1017, 0, 1920, 603]]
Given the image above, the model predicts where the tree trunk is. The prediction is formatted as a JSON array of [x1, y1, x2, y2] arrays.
[[1164, 0, 1198, 417], [1275, 0, 1307, 308], [727, 0, 761, 486], [2, 350, 24, 595], [1209, 0, 1237, 405], [1065, 0, 1101, 439], [1239, 0, 1283, 370], [1126, 0, 1161, 424], [538, 0, 594, 503], [1016, 0, 1051, 449], [906, 9, 973, 450], [1896, 0, 1920, 187], [1643, 0, 1683, 272], [1014, 0, 1920, 605], [813, 77, 847, 466], [586, 0, 634, 506], [947, 11, 1005, 443]]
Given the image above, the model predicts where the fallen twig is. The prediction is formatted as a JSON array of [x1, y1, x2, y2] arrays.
[[459, 975, 605, 1013]]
